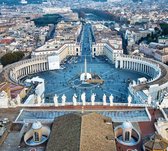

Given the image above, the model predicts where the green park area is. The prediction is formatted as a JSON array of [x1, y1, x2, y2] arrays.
[[1, 51, 24, 66], [32, 14, 62, 27]]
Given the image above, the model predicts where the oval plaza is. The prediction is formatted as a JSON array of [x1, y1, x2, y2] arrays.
[[1, 22, 168, 108]]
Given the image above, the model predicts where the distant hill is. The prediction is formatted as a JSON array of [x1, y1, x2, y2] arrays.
[[0, 0, 18, 5], [32, 14, 62, 27], [132, 0, 143, 2], [0, 0, 45, 5], [92, 0, 107, 2]]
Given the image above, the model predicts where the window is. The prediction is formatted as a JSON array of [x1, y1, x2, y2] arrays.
[[34, 132, 39, 142], [125, 131, 130, 141]]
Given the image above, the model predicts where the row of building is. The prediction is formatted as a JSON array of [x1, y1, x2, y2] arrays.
[[92, 23, 123, 63], [31, 21, 82, 60], [1, 110, 168, 151], [0, 18, 52, 56]]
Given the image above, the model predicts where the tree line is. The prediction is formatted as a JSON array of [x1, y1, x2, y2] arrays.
[[32, 14, 62, 27], [160, 23, 168, 36], [1, 51, 24, 66]]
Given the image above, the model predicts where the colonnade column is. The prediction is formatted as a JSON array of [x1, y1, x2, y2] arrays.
[[115, 60, 119, 68], [123, 61, 125, 69], [120, 60, 123, 68]]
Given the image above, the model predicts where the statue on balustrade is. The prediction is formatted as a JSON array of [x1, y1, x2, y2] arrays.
[[73, 93, 77, 106], [53, 94, 58, 106], [81, 92, 86, 106], [103, 94, 107, 105], [128, 95, 132, 106], [109, 94, 114, 106], [37, 95, 42, 105], [16, 94, 21, 105], [147, 95, 152, 105], [62, 94, 66, 106], [91, 93, 96, 105]]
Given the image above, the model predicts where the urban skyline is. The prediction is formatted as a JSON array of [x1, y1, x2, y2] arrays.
[[0, 0, 168, 150]]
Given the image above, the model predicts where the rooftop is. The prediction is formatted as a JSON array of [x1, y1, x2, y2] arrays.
[[46, 112, 116, 151], [143, 133, 168, 150]]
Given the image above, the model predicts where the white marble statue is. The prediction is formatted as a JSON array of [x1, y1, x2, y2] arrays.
[[16, 94, 21, 105], [53, 94, 58, 106], [81, 92, 86, 106], [9, 100, 16, 107], [73, 93, 77, 106], [91, 93, 96, 106], [109, 94, 114, 106], [61, 94, 66, 106], [132, 80, 136, 86], [159, 95, 168, 108], [147, 95, 152, 105], [156, 101, 159, 108], [128, 95, 132, 106], [37, 95, 42, 105], [0, 91, 9, 108], [103, 94, 107, 106]]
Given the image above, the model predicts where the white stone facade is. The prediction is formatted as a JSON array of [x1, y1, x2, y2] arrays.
[[92, 42, 123, 63], [0, 91, 9, 108], [116, 54, 168, 104]]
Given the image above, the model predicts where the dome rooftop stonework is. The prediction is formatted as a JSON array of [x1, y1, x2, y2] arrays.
[[24, 121, 50, 146], [32, 121, 42, 130], [122, 121, 133, 130], [115, 121, 140, 146]]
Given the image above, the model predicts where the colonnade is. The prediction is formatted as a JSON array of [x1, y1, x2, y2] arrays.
[[115, 55, 161, 81], [115, 55, 168, 103], [16, 63, 48, 79], [8, 57, 48, 83]]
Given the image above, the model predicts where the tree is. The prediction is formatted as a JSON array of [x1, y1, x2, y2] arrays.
[[1, 51, 24, 66], [160, 23, 168, 36], [132, 0, 143, 2]]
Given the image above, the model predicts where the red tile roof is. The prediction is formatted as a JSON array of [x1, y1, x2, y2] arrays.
[[10, 83, 24, 99], [0, 38, 15, 44]]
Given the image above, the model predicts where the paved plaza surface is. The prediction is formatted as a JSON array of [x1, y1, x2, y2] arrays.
[[34, 56, 150, 103]]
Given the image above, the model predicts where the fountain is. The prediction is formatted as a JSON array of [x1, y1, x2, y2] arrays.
[[69, 58, 104, 90]]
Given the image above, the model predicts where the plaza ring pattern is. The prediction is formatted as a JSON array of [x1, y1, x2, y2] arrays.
[[2, 54, 168, 103]]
